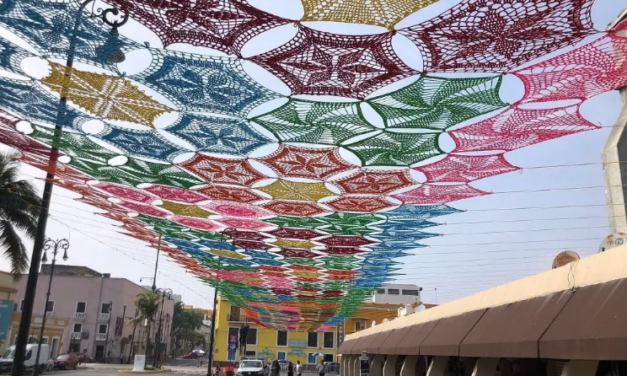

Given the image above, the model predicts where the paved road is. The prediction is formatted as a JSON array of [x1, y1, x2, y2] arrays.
[[45, 368, 207, 375]]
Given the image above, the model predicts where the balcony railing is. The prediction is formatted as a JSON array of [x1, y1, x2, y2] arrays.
[[74, 312, 85, 319], [96, 333, 107, 341], [71, 333, 81, 340], [227, 314, 247, 322], [98, 313, 110, 321]]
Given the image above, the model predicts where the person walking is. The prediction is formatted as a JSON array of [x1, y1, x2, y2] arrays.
[[296, 361, 302, 376], [271, 359, 280, 376], [316, 360, 326, 376], [287, 361, 294, 376]]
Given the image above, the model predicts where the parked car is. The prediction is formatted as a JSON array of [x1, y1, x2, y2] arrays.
[[0, 344, 49, 374], [75, 353, 94, 363], [182, 352, 201, 359], [54, 353, 79, 370], [237, 359, 269, 376]]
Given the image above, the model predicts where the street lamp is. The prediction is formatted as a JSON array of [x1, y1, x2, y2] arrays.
[[153, 288, 172, 368], [12, 2, 128, 375], [33, 238, 69, 376]]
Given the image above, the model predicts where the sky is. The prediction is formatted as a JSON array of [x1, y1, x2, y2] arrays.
[[0, 0, 626, 310]]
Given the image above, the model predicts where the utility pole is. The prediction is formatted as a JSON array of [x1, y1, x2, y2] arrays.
[[103, 301, 113, 363], [34, 239, 69, 376], [10, 2, 128, 375], [153, 288, 172, 368], [152, 236, 162, 292], [206, 258, 220, 376]]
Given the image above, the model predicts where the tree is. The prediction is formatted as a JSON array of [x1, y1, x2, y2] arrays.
[[0, 151, 41, 278], [171, 302, 204, 355], [131, 291, 161, 355]]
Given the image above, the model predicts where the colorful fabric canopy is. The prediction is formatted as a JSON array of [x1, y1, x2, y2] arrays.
[[0, 0, 622, 331]]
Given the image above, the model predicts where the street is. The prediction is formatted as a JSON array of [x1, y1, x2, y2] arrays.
[[45, 369, 206, 375]]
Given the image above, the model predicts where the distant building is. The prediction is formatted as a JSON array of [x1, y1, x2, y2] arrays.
[[11, 265, 174, 361], [367, 284, 423, 305], [602, 14, 627, 234], [0, 271, 18, 354]]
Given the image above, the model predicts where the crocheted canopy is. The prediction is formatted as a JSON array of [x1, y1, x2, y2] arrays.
[[0, 0, 620, 330]]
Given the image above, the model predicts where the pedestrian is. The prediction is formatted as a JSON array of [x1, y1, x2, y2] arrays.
[[271, 359, 280, 376], [316, 360, 326, 376], [119, 351, 124, 364], [296, 361, 302, 376], [287, 361, 294, 376]]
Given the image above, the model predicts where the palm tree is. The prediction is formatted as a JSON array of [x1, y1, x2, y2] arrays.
[[0, 151, 41, 278], [131, 291, 161, 355]]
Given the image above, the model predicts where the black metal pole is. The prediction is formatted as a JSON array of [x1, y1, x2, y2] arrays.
[[103, 301, 113, 363], [120, 304, 126, 363], [129, 309, 138, 364], [152, 236, 161, 292], [11, 1, 129, 374], [153, 291, 165, 367], [33, 239, 67, 375], [206, 258, 220, 376]]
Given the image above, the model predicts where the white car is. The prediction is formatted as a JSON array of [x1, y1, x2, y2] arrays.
[[237, 359, 269, 376]]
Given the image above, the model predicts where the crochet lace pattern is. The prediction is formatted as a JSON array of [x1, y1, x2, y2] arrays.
[[0, 0, 619, 330]]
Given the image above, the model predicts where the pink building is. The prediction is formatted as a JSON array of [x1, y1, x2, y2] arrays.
[[12, 265, 174, 362]]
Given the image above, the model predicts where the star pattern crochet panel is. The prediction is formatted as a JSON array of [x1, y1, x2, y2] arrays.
[[300, 0, 438, 29], [252, 98, 376, 145], [0, 0, 138, 69], [166, 114, 270, 156], [399, 0, 595, 72], [42, 63, 172, 127], [104, 0, 290, 55], [250, 26, 416, 99], [0, 0, 616, 330], [132, 50, 280, 117], [367, 75, 508, 130]]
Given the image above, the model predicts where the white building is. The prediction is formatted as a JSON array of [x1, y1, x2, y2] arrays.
[[367, 284, 422, 305]]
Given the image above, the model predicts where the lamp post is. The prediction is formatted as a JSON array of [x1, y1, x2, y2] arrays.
[[12, 2, 128, 375], [33, 238, 69, 376], [153, 288, 172, 368]]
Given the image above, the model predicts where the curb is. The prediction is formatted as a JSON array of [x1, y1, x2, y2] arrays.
[[118, 369, 172, 374]]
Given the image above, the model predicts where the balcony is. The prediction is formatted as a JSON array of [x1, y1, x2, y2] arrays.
[[96, 333, 107, 341], [227, 314, 247, 323], [74, 312, 85, 319], [98, 313, 110, 321], [71, 333, 81, 340]]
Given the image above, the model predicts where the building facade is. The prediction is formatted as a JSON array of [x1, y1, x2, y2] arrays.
[[367, 284, 422, 305], [212, 297, 411, 365], [10, 265, 174, 361], [214, 296, 338, 364]]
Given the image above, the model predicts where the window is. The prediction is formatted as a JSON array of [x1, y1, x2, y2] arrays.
[[323, 354, 334, 363], [276, 331, 287, 347], [98, 324, 108, 334], [42, 337, 49, 345], [100, 303, 111, 314], [354, 321, 366, 332], [307, 353, 317, 364], [245, 351, 256, 357], [45, 301, 54, 313], [76, 302, 86, 313], [277, 352, 286, 361], [229, 305, 241, 321], [402, 289, 419, 296], [73, 323, 83, 333], [323, 332, 334, 349], [246, 328, 257, 346], [307, 332, 318, 348], [19, 300, 24, 311], [376, 288, 385, 294], [25, 350, 31, 361], [387, 289, 399, 295], [50, 337, 59, 358]]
